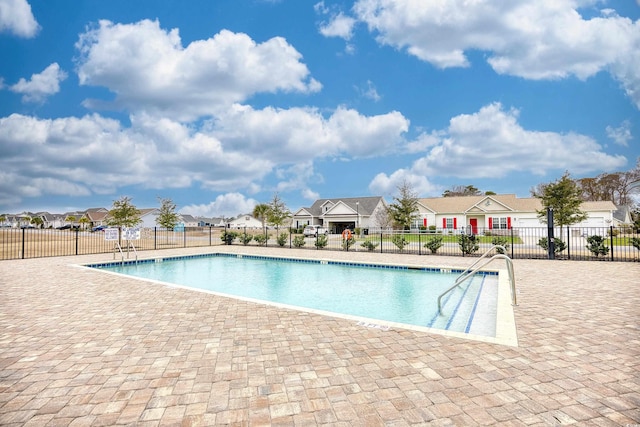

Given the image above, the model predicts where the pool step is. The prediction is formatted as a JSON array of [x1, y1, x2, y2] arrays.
[[428, 275, 491, 334]]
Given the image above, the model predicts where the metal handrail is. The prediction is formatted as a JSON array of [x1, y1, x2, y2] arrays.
[[437, 245, 516, 315]]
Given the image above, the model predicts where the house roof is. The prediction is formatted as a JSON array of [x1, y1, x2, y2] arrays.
[[180, 214, 197, 223], [418, 194, 617, 214], [303, 196, 384, 217]]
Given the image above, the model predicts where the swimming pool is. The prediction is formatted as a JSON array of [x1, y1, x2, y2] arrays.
[[88, 253, 517, 345]]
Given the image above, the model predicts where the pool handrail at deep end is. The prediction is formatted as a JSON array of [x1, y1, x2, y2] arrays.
[[437, 245, 516, 315]]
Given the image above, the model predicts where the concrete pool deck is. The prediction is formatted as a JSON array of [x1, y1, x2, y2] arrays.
[[0, 247, 638, 426]]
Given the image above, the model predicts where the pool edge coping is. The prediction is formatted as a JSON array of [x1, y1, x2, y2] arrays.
[[76, 251, 519, 347]]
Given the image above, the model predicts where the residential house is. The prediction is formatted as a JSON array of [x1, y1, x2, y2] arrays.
[[613, 205, 633, 227], [196, 217, 226, 227], [292, 196, 388, 234], [179, 214, 199, 227], [138, 208, 161, 228], [228, 214, 263, 229], [415, 194, 617, 234], [82, 208, 109, 229]]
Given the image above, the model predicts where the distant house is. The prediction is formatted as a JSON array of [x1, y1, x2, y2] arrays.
[[415, 194, 617, 234], [82, 208, 109, 228], [228, 214, 263, 229], [137, 208, 161, 228], [196, 217, 226, 227], [613, 205, 633, 227], [292, 196, 388, 233], [179, 214, 199, 227]]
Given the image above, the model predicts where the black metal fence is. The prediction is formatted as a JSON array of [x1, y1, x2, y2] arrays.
[[1, 226, 639, 262]]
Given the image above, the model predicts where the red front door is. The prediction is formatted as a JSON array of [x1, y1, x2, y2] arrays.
[[469, 218, 478, 235]]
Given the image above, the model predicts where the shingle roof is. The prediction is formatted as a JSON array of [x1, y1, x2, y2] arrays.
[[304, 196, 384, 216]]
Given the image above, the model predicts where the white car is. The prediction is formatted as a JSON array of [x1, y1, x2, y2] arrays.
[[303, 225, 328, 237]]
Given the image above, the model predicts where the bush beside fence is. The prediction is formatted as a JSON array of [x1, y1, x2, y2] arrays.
[[1, 226, 638, 262]]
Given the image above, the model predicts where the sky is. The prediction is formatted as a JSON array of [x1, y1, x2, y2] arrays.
[[1, 0, 639, 218]]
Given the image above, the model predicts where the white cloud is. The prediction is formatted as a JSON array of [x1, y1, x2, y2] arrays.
[[212, 104, 409, 160], [368, 169, 438, 197], [370, 102, 628, 196], [353, 0, 640, 106], [0, 102, 411, 206], [9, 63, 68, 103], [605, 120, 632, 146], [75, 20, 321, 121], [319, 12, 356, 40], [179, 193, 259, 218], [412, 102, 626, 177], [0, 0, 39, 38], [356, 80, 381, 102]]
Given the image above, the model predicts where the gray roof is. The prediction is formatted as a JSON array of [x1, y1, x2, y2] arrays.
[[304, 196, 384, 216]]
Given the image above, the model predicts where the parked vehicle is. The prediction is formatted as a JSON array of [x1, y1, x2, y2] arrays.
[[56, 224, 79, 230], [303, 225, 328, 237], [91, 225, 107, 232]]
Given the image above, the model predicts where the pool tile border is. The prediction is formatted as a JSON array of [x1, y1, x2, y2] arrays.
[[84, 251, 514, 346]]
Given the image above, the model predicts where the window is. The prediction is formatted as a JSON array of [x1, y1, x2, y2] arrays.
[[489, 217, 511, 229], [442, 218, 457, 229]]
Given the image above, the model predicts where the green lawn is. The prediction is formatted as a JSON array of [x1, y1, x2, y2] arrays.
[[361, 233, 524, 245]]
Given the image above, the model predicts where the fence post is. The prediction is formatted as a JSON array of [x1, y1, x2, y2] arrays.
[[75, 228, 79, 255], [418, 232, 421, 255], [547, 208, 555, 260], [154, 227, 157, 250], [610, 226, 614, 261], [21, 227, 25, 259], [510, 228, 514, 259], [566, 227, 570, 260]]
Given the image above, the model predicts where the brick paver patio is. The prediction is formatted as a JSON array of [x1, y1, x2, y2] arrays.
[[1, 246, 638, 426]]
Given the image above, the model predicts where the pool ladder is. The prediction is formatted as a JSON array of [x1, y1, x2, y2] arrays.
[[437, 245, 516, 315], [113, 242, 138, 265]]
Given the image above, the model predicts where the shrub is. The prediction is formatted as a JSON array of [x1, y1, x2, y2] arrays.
[[253, 233, 269, 246], [315, 234, 328, 249], [342, 235, 356, 250], [239, 233, 253, 246], [538, 237, 566, 254], [423, 236, 443, 254], [458, 234, 479, 255], [491, 236, 509, 254], [391, 234, 409, 252], [630, 237, 640, 251], [607, 227, 619, 237], [221, 230, 237, 245], [428, 225, 437, 233], [293, 235, 306, 248], [586, 235, 609, 257], [276, 232, 288, 247], [361, 239, 379, 251]]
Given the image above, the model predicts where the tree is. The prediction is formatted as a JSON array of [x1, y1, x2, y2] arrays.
[[575, 160, 640, 206], [443, 185, 481, 197], [266, 193, 290, 236], [31, 216, 44, 228], [156, 197, 180, 229], [108, 196, 141, 227], [373, 205, 393, 230], [387, 180, 419, 230], [534, 172, 588, 230], [252, 203, 270, 232], [78, 217, 90, 230]]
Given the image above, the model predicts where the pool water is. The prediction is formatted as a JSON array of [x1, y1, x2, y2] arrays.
[[92, 254, 499, 337]]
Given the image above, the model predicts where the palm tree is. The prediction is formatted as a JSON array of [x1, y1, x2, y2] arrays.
[[253, 203, 270, 232]]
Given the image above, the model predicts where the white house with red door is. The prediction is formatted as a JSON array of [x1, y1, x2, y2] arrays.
[[413, 194, 617, 233]]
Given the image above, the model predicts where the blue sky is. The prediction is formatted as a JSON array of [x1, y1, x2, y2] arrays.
[[1, 0, 639, 217]]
